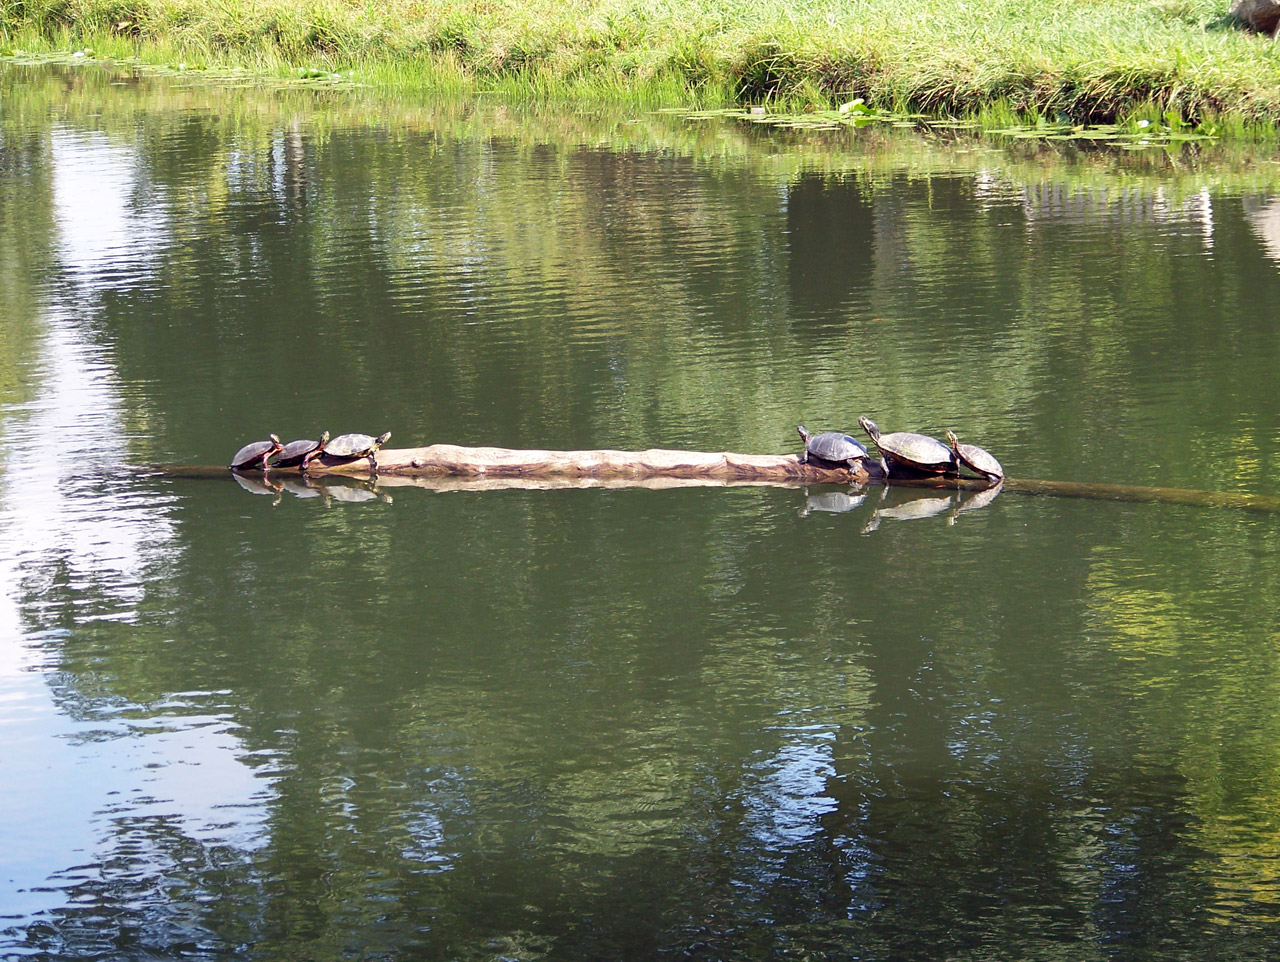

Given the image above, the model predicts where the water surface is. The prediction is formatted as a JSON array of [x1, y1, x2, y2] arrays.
[[4, 62, 1280, 960]]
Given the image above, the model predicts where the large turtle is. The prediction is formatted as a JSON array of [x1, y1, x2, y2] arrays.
[[946, 430, 1004, 481], [797, 424, 868, 471], [858, 416, 955, 478], [229, 434, 282, 472], [306, 431, 391, 475], [273, 431, 330, 469]]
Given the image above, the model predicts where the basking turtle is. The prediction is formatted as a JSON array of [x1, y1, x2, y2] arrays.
[[858, 416, 955, 478], [307, 431, 391, 475], [229, 434, 282, 472], [946, 430, 1004, 481], [273, 431, 330, 469], [797, 424, 868, 471]]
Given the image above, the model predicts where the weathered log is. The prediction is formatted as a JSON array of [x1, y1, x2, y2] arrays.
[[140, 443, 1280, 513]]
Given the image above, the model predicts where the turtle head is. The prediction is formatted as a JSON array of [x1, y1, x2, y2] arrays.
[[318, 430, 330, 445], [945, 429, 959, 448], [374, 431, 391, 448], [858, 416, 879, 442], [796, 424, 810, 442], [269, 434, 282, 448]]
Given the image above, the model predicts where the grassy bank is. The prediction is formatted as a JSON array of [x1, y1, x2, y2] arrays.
[[3, 0, 1280, 126]]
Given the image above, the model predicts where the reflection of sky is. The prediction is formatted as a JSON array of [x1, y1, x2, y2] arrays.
[[0, 133, 269, 922], [739, 725, 838, 858], [1246, 195, 1280, 266], [51, 128, 169, 280]]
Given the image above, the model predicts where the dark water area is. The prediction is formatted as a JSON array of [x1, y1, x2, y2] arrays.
[[4, 62, 1280, 960]]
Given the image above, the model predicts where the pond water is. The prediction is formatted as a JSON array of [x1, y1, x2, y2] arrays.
[[4, 61, 1280, 960]]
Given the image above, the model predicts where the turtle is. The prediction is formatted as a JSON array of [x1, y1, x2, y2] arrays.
[[858, 416, 955, 478], [229, 434, 282, 472], [273, 431, 330, 469], [306, 431, 391, 475], [796, 425, 868, 470], [946, 430, 1004, 482]]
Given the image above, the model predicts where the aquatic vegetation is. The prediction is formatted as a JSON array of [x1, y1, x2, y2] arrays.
[[2, 0, 1280, 129], [670, 103, 1221, 148]]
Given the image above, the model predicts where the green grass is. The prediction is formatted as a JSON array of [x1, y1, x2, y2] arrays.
[[4, 0, 1280, 127]]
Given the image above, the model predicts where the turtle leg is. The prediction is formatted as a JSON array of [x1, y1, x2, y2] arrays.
[[369, 452, 379, 477]]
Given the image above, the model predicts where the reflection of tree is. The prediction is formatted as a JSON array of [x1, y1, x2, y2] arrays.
[[0, 126, 53, 411], [1086, 529, 1280, 925]]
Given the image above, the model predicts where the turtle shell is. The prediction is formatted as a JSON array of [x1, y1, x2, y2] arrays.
[[859, 417, 954, 475], [797, 425, 867, 466], [946, 430, 1004, 480], [274, 431, 329, 468], [230, 434, 282, 469], [810, 432, 867, 463], [323, 431, 390, 459]]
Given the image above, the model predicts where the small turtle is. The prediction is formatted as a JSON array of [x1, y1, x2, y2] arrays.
[[307, 431, 391, 475], [229, 434, 282, 472], [946, 430, 1004, 481], [858, 416, 955, 478], [273, 431, 330, 469], [797, 425, 868, 470]]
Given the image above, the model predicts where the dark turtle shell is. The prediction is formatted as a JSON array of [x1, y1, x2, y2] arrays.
[[274, 431, 330, 468], [323, 431, 391, 460], [230, 434, 282, 470], [946, 430, 1004, 481], [859, 416, 954, 475], [797, 425, 868, 466]]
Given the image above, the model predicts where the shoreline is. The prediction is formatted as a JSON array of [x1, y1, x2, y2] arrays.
[[3, 1, 1280, 134]]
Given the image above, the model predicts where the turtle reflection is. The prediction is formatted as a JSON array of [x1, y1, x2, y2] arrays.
[[232, 471, 283, 504], [798, 485, 869, 517], [948, 478, 1004, 523], [236, 473, 392, 504], [862, 486, 956, 533], [277, 476, 326, 499], [322, 477, 393, 504]]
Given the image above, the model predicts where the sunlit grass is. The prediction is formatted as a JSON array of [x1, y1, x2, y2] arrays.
[[4, 0, 1280, 126]]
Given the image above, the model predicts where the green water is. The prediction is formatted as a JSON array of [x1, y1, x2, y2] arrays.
[[4, 62, 1280, 960]]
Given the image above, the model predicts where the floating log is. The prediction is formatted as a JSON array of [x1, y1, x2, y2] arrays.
[[141, 444, 1280, 513]]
